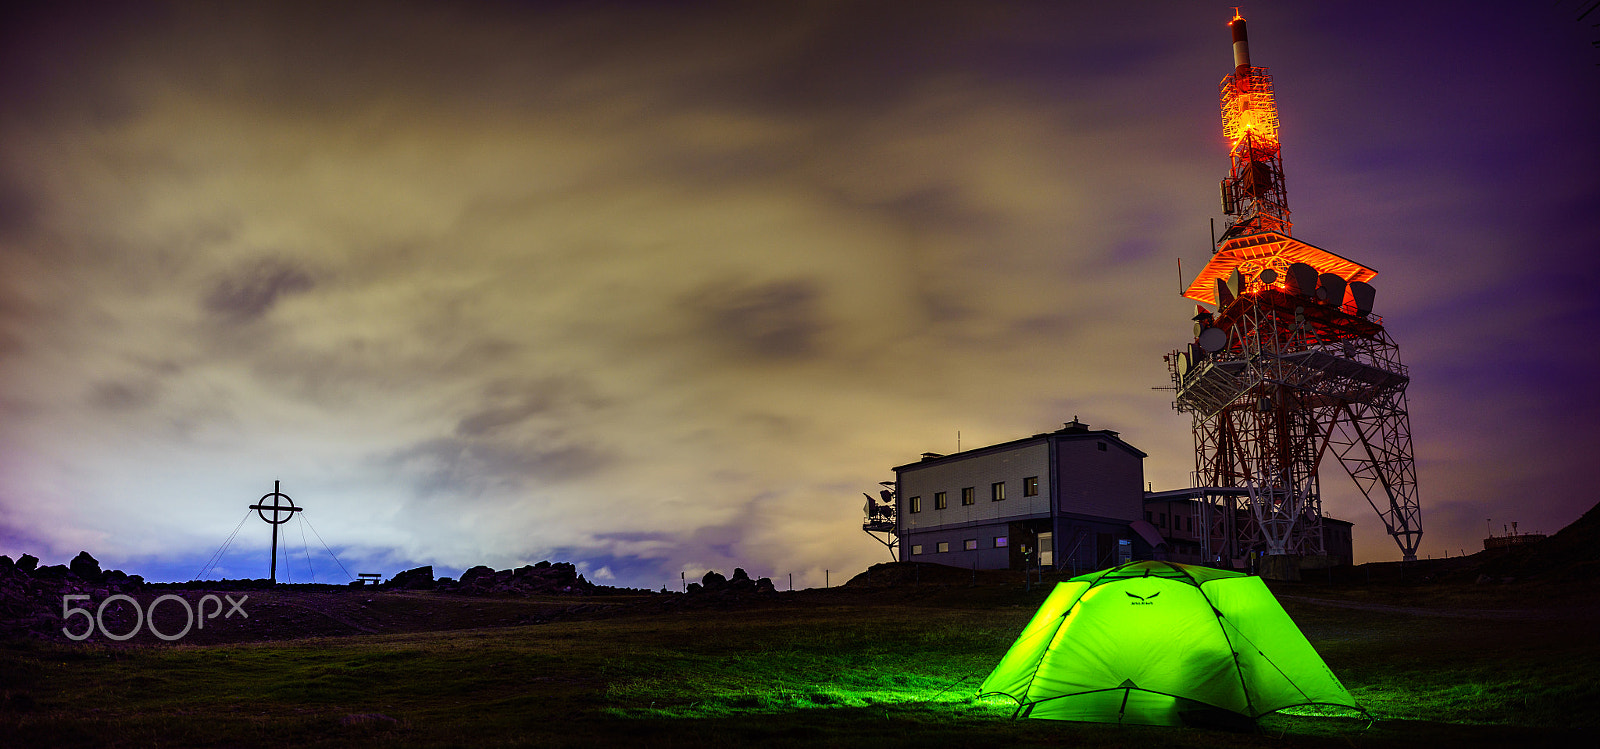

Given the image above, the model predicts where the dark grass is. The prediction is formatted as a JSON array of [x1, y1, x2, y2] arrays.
[[3, 581, 1597, 748]]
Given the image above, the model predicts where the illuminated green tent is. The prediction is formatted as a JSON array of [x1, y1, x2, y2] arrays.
[[979, 561, 1364, 726]]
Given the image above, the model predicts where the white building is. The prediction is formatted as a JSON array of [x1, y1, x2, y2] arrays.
[[893, 419, 1146, 573]]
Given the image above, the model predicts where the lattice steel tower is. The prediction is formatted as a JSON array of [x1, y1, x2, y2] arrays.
[[1168, 12, 1423, 565]]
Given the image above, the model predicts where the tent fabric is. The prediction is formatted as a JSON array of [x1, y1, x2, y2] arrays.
[[979, 560, 1362, 726]]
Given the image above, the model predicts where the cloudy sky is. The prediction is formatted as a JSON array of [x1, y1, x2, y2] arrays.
[[2, 1, 1596, 588]]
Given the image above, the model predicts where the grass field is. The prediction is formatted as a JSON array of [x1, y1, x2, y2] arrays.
[[3, 574, 1597, 748]]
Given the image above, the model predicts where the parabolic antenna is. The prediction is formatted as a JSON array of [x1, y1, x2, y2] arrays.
[[1197, 326, 1228, 353]]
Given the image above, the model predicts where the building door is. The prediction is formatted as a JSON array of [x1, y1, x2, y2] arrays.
[[1038, 532, 1054, 568]]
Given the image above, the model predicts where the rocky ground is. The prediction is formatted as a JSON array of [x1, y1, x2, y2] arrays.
[[0, 553, 786, 645]]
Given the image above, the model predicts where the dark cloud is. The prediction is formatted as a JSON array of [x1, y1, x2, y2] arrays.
[[455, 378, 603, 437], [685, 278, 827, 360], [202, 257, 314, 322], [88, 380, 160, 411], [0, 174, 38, 239], [387, 436, 612, 498]]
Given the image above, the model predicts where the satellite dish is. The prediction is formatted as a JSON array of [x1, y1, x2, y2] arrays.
[[1285, 263, 1318, 296], [864, 498, 874, 516], [1258, 268, 1278, 285], [1315, 273, 1346, 306], [1348, 281, 1376, 317], [1214, 278, 1234, 306], [1197, 326, 1228, 353], [880, 489, 893, 502]]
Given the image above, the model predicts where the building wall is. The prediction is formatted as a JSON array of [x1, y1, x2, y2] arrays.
[[898, 441, 1050, 534], [903, 521, 1015, 570], [1322, 519, 1354, 566], [1145, 498, 1209, 564], [1056, 437, 1144, 522]]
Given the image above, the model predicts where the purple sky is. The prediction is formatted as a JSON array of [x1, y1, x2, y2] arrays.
[[1, 2, 1596, 587]]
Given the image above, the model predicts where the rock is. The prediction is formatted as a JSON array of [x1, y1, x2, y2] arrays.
[[701, 571, 727, 591], [755, 577, 776, 593], [16, 554, 38, 573], [387, 565, 435, 590], [460, 565, 495, 585], [731, 567, 751, 583], [32, 565, 68, 580], [70, 551, 103, 581], [0, 555, 12, 573]]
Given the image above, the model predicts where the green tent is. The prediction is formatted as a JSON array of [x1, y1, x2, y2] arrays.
[[979, 560, 1364, 726]]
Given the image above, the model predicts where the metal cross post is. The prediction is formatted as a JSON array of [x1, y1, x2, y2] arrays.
[[249, 480, 302, 584]]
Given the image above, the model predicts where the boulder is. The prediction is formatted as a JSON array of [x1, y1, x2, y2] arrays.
[[70, 551, 103, 581], [32, 565, 68, 580], [16, 554, 38, 573], [387, 565, 435, 589], [459, 565, 495, 585], [701, 570, 727, 591]]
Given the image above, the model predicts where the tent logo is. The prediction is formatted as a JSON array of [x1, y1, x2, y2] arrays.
[[1126, 591, 1160, 605]]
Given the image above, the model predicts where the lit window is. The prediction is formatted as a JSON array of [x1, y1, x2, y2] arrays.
[[1023, 476, 1038, 496], [995, 536, 1008, 548], [934, 492, 947, 510], [964, 539, 977, 551], [937, 541, 949, 553], [911, 544, 923, 556], [961, 487, 975, 505], [910, 496, 921, 513], [991, 482, 1005, 501]]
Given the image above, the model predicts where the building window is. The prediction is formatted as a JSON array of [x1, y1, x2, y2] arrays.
[[1145, 511, 1153, 522], [961, 487, 975, 505], [937, 541, 949, 553], [1186, 517, 1192, 532], [910, 496, 921, 513], [1159, 513, 1166, 528], [964, 539, 978, 551], [1023, 476, 1039, 496], [1098, 442, 1108, 451], [991, 482, 1005, 501], [934, 492, 947, 510], [911, 544, 923, 555], [995, 536, 1008, 548]]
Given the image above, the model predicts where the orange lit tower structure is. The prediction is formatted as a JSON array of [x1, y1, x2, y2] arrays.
[[1167, 12, 1422, 566]]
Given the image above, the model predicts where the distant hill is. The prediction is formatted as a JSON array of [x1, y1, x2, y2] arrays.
[[1481, 500, 1600, 579]]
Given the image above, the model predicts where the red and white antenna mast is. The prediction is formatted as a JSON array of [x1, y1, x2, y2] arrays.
[[1166, 11, 1424, 572], [1218, 11, 1291, 241]]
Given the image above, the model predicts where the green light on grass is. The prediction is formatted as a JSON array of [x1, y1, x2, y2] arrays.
[[604, 671, 1013, 720]]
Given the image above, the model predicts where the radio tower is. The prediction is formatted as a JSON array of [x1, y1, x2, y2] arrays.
[[1168, 11, 1423, 569]]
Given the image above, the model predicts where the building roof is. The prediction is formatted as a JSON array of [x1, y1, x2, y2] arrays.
[[892, 418, 1148, 472]]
